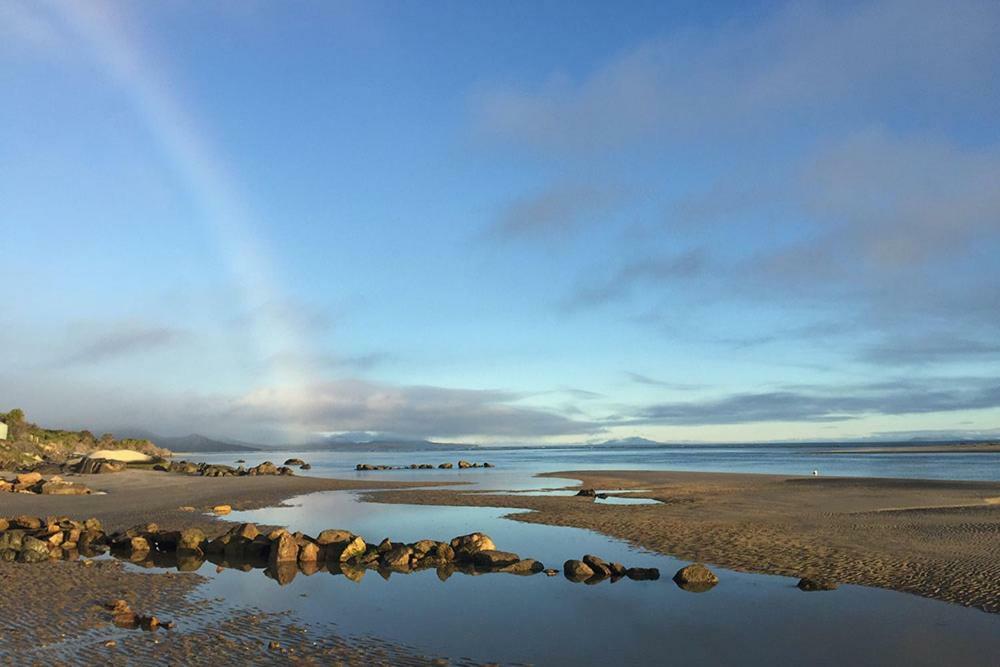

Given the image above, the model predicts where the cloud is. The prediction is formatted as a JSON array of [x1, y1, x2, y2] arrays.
[[860, 334, 1000, 366], [61, 325, 185, 366], [0, 374, 602, 442], [625, 372, 702, 391], [471, 0, 999, 153], [489, 184, 621, 239], [630, 379, 1000, 426], [563, 249, 705, 309]]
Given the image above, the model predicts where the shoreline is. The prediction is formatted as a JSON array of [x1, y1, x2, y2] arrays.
[[364, 469, 1000, 613]]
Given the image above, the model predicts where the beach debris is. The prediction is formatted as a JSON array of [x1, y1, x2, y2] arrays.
[[673, 563, 719, 591], [796, 578, 839, 591]]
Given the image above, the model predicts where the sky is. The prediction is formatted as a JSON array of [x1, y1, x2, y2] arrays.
[[1, 0, 999, 445]]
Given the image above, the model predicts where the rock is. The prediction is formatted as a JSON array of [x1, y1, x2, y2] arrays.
[[438, 463, 453, 469], [283, 458, 306, 466], [77, 458, 127, 474], [316, 529, 353, 545], [178, 528, 206, 552], [472, 550, 521, 568], [19, 536, 52, 563], [212, 505, 232, 515], [543, 568, 559, 576], [457, 460, 473, 469], [609, 562, 627, 577], [582, 554, 612, 577], [39, 480, 92, 495], [673, 563, 718, 591], [411, 539, 438, 555], [12, 515, 42, 530], [797, 578, 839, 592], [498, 559, 545, 575], [277, 466, 295, 476], [298, 541, 322, 564], [15, 472, 42, 485], [268, 532, 299, 566], [576, 488, 597, 497], [377, 538, 393, 553], [483, 462, 494, 468], [625, 567, 660, 581], [325, 535, 366, 562], [449, 533, 496, 560], [381, 545, 414, 570], [233, 523, 260, 541], [300, 464, 312, 470], [563, 559, 594, 580], [251, 462, 278, 475]]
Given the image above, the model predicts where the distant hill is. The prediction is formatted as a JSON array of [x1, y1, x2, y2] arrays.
[[593, 437, 666, 447], [299, 435, 474, 452], [112, 429, 260, 453]]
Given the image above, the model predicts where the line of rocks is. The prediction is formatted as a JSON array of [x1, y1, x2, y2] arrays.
[[0, 472, 93, 496], [356, 460, 494, 471], [563, 555, 660, 582], [154, 460, 297, 477]]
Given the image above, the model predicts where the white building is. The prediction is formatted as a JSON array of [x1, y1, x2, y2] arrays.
[[0, 421, 7, 440]]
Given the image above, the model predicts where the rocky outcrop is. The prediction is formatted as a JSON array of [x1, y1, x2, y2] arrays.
[[450, 532, 497, 560]]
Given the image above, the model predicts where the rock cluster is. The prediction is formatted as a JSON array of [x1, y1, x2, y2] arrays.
[[74, 458, 128, 474], [156, 460, 296, 477], [575, 488, 609, 499], [562, 554, 658, 583], [0, 472, 93, 496], [0, 515, 105, 562], [355, 461, 494, 471]]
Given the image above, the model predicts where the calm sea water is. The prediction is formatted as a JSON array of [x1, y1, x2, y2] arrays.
[[163, 445, 1000, 665]]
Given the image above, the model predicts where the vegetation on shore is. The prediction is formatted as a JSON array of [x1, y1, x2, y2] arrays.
[[0, 409, 170, 470]]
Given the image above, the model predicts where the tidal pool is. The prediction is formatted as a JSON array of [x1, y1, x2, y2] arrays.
[[114, 486, 1000, 666]]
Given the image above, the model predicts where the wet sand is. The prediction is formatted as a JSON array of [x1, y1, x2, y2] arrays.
[[0, 470, 455, 665], [0, 469, 439, 533], [367, 470, 1000, 613]]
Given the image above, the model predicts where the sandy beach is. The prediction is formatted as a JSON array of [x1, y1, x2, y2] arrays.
[[368, 469, 1000, 613]]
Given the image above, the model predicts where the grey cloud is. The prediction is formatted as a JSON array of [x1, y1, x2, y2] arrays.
[[61, 326, 185, 366], [564, 249, 705, 310], [490, 184, 621, 239], [471, 0, 999, 153], [630, 380, 1000, 426]]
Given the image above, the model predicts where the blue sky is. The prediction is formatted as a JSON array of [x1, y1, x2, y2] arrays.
[[2, 0, 999, 444]]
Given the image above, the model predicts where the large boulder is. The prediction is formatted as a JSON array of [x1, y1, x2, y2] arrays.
[[15, 472, 42, 485], [472, 550, 520, 569], [268, 532, 299, 566], [77, 458, 127, 474], [582, 554, 612, 577], [381, 545, 415, 570], [19, 536, 52, 563], [450, 533, 496, 560], [283, 458, 306, 466], [178, 528, 206, 552], [316, 529, 353, 545], [673, 563, 718, 591], [38, 480, 91, 495], [563, 559, 594, 580]]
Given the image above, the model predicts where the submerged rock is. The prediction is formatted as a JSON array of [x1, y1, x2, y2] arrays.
[[472, 550, 521, 569]]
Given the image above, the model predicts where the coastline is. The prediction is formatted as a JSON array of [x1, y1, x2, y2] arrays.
[[364, 469, 1000, 613]]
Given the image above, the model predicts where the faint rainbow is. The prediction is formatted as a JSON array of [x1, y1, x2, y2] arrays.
[[50, 2, 314, 438]]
